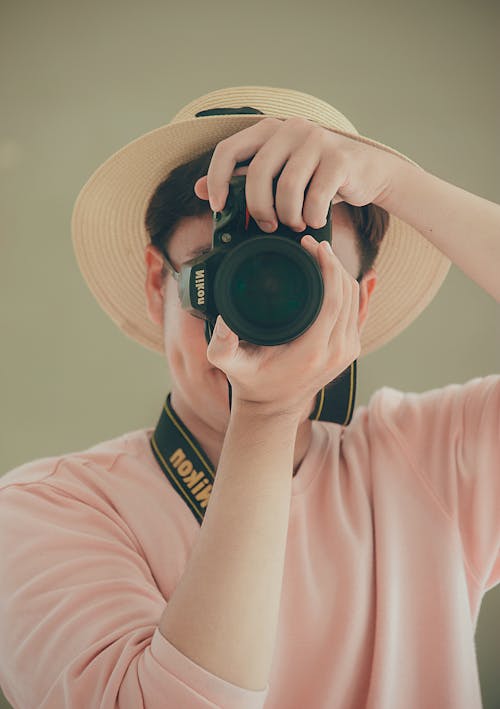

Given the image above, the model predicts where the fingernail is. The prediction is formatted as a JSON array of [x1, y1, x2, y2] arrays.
[[210, 192, 225, 212], [215, 315, 231, 339], [259, 221, 276, 232]]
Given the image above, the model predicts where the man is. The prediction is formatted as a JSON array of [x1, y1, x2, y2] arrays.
[[0, 86, 498, 708]]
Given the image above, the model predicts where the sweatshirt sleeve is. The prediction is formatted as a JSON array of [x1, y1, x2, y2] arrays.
[[376, 374, 500, 592], [0, 475, 269, 709]]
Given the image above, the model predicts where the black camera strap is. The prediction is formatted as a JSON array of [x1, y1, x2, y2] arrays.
[[150, 393, 214, 526], [149, 359, 356, 526], [307, 360, 357, 424]]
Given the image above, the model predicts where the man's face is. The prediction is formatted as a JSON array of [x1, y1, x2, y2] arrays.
[[153, 197, 374, 434]]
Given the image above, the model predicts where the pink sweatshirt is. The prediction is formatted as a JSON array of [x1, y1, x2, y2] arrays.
[[0, 375, 498, 708]]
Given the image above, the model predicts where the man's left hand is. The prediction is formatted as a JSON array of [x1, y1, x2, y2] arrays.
[[193, 116, 403, 233]]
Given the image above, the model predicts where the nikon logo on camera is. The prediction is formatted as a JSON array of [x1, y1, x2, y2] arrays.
[[195, 268, 205, 306]]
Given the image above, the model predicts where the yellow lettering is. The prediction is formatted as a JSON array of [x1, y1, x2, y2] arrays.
[[184, 469, 205, 488], [191, 478, 208, 494], [169, 448, 186, 467], [196, 484, 212, 508], [166, 447, 212, 508], [177, 459, 193, 476]]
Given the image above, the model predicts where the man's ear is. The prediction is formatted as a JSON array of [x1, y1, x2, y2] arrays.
[[358, 268, 377, 333], [144, 244, 166, 327]]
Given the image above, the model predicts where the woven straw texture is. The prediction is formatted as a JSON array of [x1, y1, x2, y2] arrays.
[[72, 86, 451, 357]]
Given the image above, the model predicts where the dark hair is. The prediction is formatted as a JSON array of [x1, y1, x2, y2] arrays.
[[145, 147, 390, 281]]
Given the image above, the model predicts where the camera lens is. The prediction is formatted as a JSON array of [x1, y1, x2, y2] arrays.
[[231, 251, 308, 328], [214, 236, 323, 345]]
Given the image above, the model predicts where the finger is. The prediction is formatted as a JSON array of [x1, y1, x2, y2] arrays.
[[300, 236, 343, 327], [206, 315, 238, 369], [327, 260, 352, 346], [273, 133, 322, 232], [329, 271, 360, 355], [333, 278, 361, 367], [299, 233, 321, 260], [244, 127, 309, 231], [302, 157, 347, 230], [345, 276, 362, 350], [194, 163, 255, 204], [194, 176, 209, 202], [206, 118, 281, 212], [310, 239, 344, 338]]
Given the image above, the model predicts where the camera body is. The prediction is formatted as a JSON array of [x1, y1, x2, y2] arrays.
[[176, 174, 333, 346]]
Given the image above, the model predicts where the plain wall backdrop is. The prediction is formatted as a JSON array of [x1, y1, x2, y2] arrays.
[[1, 0, 499, 706]]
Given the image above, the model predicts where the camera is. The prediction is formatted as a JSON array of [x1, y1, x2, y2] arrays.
[[175, 173, 333, 346], [172, 171, 357, 426]]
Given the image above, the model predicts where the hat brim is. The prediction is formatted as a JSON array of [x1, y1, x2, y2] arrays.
[[71, 114, 451, 357]]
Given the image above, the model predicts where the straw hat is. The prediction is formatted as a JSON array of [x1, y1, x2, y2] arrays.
[[71, 85, 451, 357]]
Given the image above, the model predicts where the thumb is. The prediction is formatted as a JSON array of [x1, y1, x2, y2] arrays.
[[194, 176, 209, 201], [206, 315, 238, 367]]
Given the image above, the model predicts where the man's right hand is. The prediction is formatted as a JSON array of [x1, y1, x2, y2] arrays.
[[206, 234, 361, 419]]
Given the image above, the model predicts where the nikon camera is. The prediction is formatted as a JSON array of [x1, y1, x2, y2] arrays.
[[174, 173, 333, 346]]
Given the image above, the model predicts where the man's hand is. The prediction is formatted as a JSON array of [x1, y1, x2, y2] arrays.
[[206, 233, 360, 419], [194, 114, 500, 301], [194, 116, 402, 233]]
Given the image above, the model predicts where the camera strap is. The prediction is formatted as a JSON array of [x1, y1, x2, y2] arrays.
[[149, 361, 356, 526], [150, 393, 214, 526]]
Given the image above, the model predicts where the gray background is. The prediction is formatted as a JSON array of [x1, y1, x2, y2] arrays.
[[1, 0, 499, 706]]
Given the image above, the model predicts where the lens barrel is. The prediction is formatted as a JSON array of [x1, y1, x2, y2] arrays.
[[213, 236, 324, 345]]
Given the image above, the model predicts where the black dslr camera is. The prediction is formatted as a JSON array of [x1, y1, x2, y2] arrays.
[[176, 173, 332, 347], [172, 172, 357, 426]]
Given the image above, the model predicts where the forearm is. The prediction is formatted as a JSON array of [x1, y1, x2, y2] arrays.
[[376, 157, 500, 302], [158, 403, 299, 691]]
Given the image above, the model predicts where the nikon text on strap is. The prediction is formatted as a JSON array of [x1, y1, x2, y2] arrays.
[[150, 394, 215, 526]]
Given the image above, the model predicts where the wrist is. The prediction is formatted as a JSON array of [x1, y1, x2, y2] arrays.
[[230, 397, 303, 428], [374, 153, 427, 215]]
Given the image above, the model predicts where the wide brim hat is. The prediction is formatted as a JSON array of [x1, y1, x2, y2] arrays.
[[72, 85, 451, 358]]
